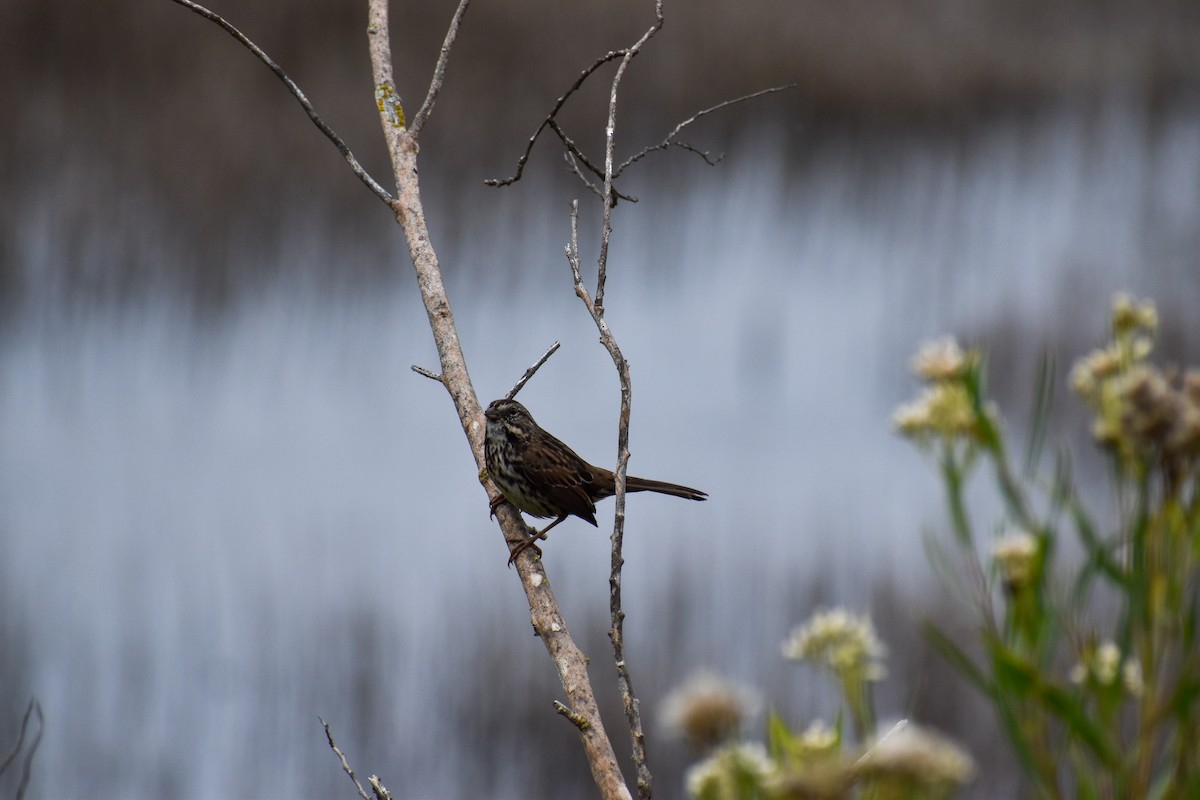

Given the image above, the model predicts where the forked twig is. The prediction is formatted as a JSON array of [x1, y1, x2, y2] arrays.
[[615, 85, 796, 175], [167, 0, 394, 207], [485, 50, 627, 188]]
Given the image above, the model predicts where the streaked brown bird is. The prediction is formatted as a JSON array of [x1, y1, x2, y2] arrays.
[[484, 398, 707, 563]]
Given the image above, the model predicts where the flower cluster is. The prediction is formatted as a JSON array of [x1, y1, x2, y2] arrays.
[[782, 607, 888, 683], [667, 608, 974, 799], [1072, 294, 1200, 473], [684, 742, 776, 798], [893, 337, 992, 445], [1069, 640, 1144, 698]]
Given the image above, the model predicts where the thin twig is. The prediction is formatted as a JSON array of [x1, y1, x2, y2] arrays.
[[564, 151, 606, 201], [592, 8, 664, 797], [411, 364, 445, 382], [549, 121, 634, 202], [855, 719, 910, 767], [410, 0, 471, 136], [1, 698, 43, 800], [485, 50, 627, 188], [555, 700, 592, 730], [321, 718, 372, 800], [549, 121, 605, 181], [367, 775, 394, 800], [615, 85, 796, 175], [0, 699, 33, 777], [14, 700, 41, 800], [506, 341, 562, 400], [168, 0, 395, 207], [566, 201, 591, 310], [564, 151, 638, 205], [596, 6, 663, 311]]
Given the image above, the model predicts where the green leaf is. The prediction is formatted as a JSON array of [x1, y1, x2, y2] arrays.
[[1023, 349, 1055, 479], [767, 711, 795, 763]]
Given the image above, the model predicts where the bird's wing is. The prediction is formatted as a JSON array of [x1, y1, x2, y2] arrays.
[[527, 435, 599, 526]]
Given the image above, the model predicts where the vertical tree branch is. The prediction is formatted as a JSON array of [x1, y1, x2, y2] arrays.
[[565, 7, 665, 797], [364, 2, 629, 797]]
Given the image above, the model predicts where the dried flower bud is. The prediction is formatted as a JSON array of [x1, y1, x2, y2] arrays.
[[661, 671, 760, 751], [1111, 293, 1157, 337]]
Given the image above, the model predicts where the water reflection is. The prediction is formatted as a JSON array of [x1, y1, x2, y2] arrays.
[[2, 98, 1199, 798]]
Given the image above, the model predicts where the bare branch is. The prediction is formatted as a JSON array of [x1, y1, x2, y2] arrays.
[[484, 50, 627, 188], [410, 0, 472, 137], [565, 200, 593, 312], [564, 151, 638, 205], [505, 341, 561, 400], [555, 701, 593, 731], [411, 364, 445, 382], [590, 7, 664, 797], [367, 775, 394, 800], [548, 121, 609, 186], [594, 6, 663, 311], [364, 2, 630, 796], [616, 85, 797, 175], [563, 152, 606, 201], [168, 0, 394, 207], [321, 718, 373, 800], [0, 698, 43, 800]]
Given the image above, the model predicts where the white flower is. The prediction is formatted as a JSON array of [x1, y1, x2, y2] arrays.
[[892, 383, 976, 440], [798, 719, 838, 754], [910, 337, 970, 381], [1123, 659, 1145, 697], [685, 742, 775, 798], [783, 608, 887, 682], [1071, 640, 1138, 691]]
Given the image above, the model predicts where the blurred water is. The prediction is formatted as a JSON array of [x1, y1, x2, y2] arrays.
[[3, 98, 1200, 798]]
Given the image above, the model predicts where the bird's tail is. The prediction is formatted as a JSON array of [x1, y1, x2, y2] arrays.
[[625, 476, 707, 501]]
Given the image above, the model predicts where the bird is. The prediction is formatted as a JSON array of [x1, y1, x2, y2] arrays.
[[483, 398, 706, 563]]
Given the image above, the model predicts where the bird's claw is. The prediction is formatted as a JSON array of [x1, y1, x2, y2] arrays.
[[489, 494, 506, 519], [507, 536, 543, 567]]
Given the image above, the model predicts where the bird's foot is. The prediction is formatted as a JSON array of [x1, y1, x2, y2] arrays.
[[489, 494, 506, 519], [507, 534, 544, 567]]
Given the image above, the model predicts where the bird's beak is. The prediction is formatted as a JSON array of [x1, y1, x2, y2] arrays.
[[484, 406, 499, 420]]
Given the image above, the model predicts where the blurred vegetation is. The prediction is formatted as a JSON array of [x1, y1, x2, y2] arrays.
[[663, 294, 1200, 799], [897, 295, 1200, 797], [660, 607, 975, 799]]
